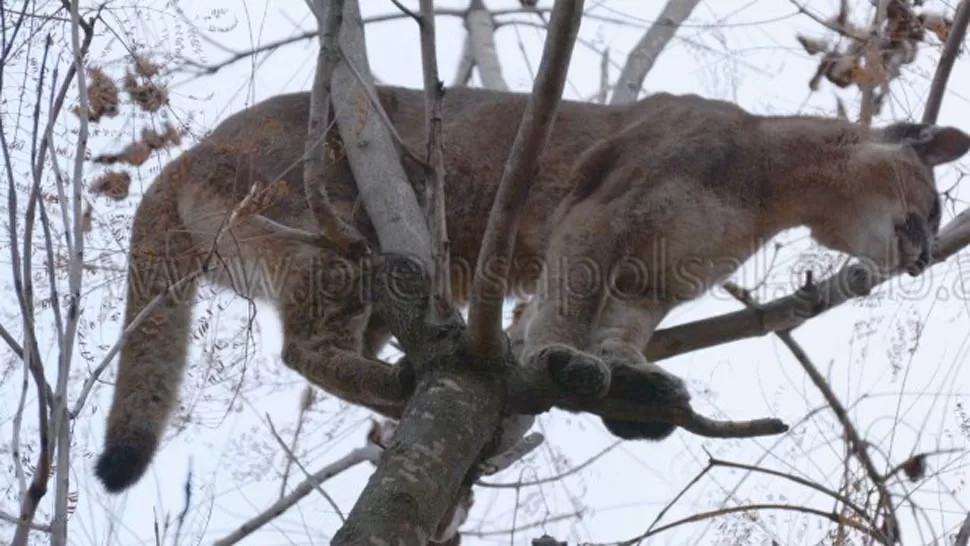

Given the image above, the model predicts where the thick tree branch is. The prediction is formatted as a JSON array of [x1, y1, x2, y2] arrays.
[[332, 1, 586, 543], [922, 0, 970, 124], [330, 0, 431, 269], [466, 0, 583, 358], [645, 208, 970, 362], [417, 0, 451, 302], [610, 0, 701, 105], [303, 0, 369, 255]]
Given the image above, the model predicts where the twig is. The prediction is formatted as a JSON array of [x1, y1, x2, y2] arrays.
[[477, 440, 620, 488], [0, 509, 51, 533], [212, 445, 380, 546], [70, 270, 205, 418], [389, 0, 421, 24], [461, 511, 584, 538], [466, 0, 585, 357], [610, 0, 701, 104], [706, 454, 873, 526], [922, 0, 970, 124], [618, 503, 881, 545], [265, 414, 344, 523], [643, 462, 712, 537], [724, 281, 897, 543], [277, 387, 312, 499]]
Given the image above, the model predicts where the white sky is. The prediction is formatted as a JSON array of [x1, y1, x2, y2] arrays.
[[3, 0, 970, 544]]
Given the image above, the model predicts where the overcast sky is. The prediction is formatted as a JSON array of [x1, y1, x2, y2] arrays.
[[3, 1, 970, 545]]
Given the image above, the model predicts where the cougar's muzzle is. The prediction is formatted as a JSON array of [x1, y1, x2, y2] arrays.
[[896, 211, 933, 277]]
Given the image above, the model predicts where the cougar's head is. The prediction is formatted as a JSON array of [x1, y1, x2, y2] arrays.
[[816, 122, 969, 277]]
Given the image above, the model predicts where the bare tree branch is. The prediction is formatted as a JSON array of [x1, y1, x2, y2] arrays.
[[465, 0, 508, 91], [922, 0, 970, 124], [330, 0, 431, 268], [302, 0, 369, 255], [417, 0, 452, 302], [621, 503, 882, 544], [212, 445, 380, 546], [451, 35, 476, 86], [724, 282, 897, 543], [644, 207, 970, 362], [265, 414, 344, 522], [610, 0, 701, 104], [0, 509, 50, 533], [466, 0, 583, 357]]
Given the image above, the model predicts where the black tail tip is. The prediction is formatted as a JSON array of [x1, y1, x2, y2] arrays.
[[95, 441, 154, 493], [601, 418, 677, 441]]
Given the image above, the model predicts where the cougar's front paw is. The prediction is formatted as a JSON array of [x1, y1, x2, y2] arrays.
[[526, 343, 611, 398], [600, 360, 690, 442]]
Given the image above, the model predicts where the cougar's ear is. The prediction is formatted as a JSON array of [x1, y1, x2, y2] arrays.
[[880, 122, 970, 167]]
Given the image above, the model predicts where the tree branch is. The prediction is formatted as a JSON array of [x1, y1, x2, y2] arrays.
[[212, 445, 380, 546], [417, 0, 451, 303], [330, 0, 431, 269], [302, 0, 369, 255], [724, 281, 897, 543], [922, 0, 970, 124], [645, 208, 970, 362], [610, 0, 701, 105], [466, 0, 583, 358], [464, 0, 508, 91]]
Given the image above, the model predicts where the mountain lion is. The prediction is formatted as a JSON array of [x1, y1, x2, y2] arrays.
[[94, 84, 969, 493]]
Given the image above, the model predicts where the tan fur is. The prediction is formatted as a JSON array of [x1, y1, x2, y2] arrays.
[[95, 84, 969, 492]]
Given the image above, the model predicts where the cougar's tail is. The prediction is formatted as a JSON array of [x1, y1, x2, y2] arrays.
[[95, 174, 200, 493]]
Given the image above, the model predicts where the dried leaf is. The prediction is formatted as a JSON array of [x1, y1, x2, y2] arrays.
[[77, 66, 119, 122], [90, 171, 131, 201], [92, 121, 182, 166], [902, 454, 927, 482], [124, 72, 169, 113], [132, 53, 161, 78], [93, 141, 151, 166]]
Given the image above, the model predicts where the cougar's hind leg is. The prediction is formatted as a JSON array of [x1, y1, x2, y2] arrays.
[[521, 215, 614, 399], [278, 259, 410, 420], [592, 298, 688, 441], [96, 179, 202, 493]]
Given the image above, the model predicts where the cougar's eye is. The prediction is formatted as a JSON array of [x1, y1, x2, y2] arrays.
[[927, 194, 941, 234]]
